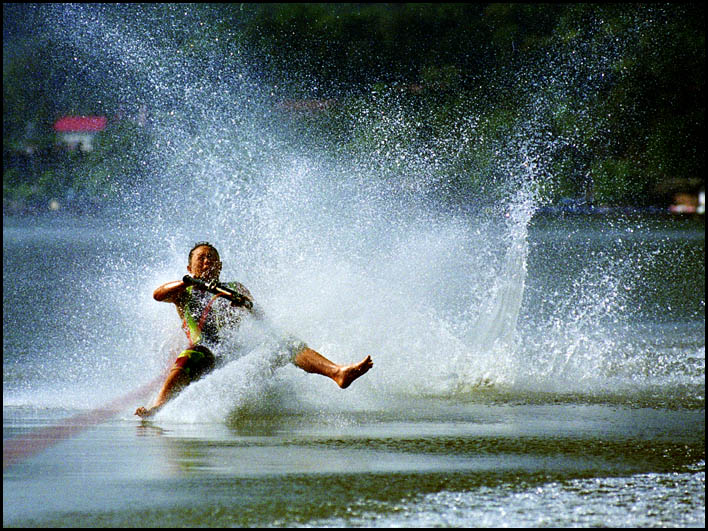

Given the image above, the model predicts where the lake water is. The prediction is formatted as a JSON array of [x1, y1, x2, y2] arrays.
[[3, 212, 704, 527]]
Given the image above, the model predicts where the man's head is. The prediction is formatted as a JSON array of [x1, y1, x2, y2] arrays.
[[187, 242, 222, 281]]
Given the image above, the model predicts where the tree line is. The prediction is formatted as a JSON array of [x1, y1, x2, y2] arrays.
[[3, 3, 705, 212]]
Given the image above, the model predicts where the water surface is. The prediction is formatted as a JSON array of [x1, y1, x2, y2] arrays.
[[3, 214, 704, 527]]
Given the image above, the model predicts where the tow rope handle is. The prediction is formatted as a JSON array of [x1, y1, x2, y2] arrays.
[[182, 275, 254, 309]]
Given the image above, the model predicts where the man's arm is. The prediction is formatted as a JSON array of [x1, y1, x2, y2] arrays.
[[153, 279, 187, 304]]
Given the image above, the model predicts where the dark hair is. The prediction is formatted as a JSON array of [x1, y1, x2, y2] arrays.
[[188, 241, 220, 262]]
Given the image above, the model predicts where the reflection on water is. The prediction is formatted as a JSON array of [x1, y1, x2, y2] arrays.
[[3, 403, 704, 527], [316, 469, 706, 528], [3, 213, 704, 527]]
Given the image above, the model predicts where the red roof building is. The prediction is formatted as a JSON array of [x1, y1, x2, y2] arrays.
[[53, 116, 107, 132], [53, 116, 107, 152]]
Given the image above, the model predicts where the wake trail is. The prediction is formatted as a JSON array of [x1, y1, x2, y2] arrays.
[[3, 373, 165, 469]]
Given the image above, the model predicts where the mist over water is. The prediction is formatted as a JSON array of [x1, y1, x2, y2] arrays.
[[4, 4, 703, 420]]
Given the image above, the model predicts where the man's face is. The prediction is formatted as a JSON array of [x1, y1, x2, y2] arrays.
[[187, 245, 222, 281]]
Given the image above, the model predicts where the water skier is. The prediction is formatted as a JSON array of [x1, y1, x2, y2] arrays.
[[135, 242, 373, 418]]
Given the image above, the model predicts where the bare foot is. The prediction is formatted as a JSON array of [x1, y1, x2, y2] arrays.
[[335, 355, 373, 389], [135, 406, 155, 418]]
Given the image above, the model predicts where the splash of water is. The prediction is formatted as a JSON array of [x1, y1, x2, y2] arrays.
[[10, 4, 702, 418]]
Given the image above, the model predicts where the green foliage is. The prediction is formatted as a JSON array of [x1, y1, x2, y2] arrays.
[[3, 3, 705, 211], [591, 158, 646, 205]]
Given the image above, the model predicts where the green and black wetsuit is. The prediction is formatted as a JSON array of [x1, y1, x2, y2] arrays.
[[174, 281, 253, 380]]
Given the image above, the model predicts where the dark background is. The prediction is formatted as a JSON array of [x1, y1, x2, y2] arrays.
[[3, 4, 705, 213]]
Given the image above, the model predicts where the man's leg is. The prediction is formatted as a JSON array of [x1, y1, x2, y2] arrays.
[[135, 347, 214, 418], [135, 364, 190, 418], [293, 347, 373, 388]]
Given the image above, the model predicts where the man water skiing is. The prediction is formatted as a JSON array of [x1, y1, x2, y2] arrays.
[[135, 242, 373, 418]]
